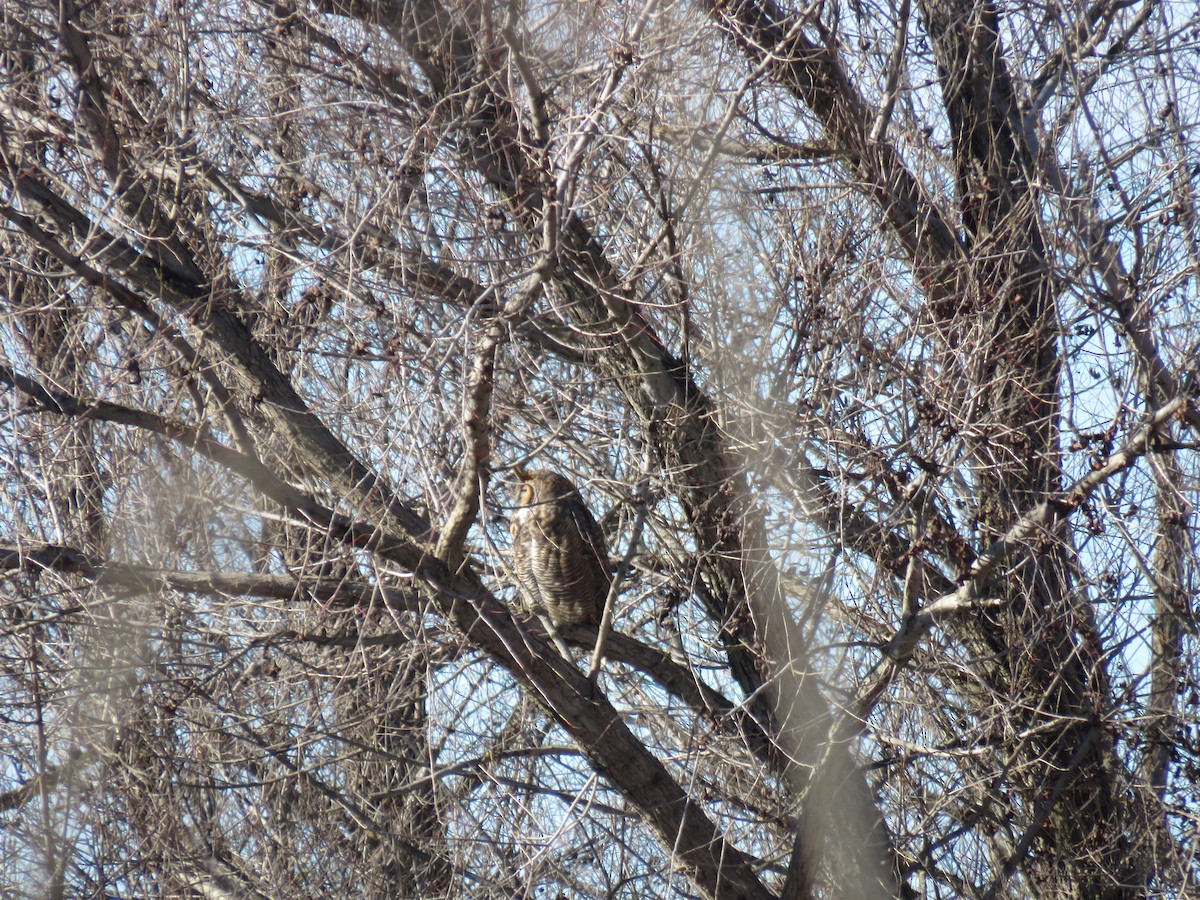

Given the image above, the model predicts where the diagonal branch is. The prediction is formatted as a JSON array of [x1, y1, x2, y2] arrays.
[[316, 0, 787, 742], [3, 168, 428, 545], [0, 367, 772, 900], [45, 0, 432, 546], [704, 0, 964, 292], [851, 395, 1190, 728]]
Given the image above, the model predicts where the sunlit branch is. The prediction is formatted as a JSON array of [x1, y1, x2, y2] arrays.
[[852, 395, 1190, 729]]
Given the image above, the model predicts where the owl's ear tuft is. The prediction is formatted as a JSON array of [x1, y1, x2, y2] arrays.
[[513, 465, 531, 482]]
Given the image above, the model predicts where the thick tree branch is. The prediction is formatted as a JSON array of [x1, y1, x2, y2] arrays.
[[0, 368, 772, 900], [316, 0, 790, 747], [47, 1, 432, 547], [852, 396, 1189, 726], [704, 0, 964, 291]]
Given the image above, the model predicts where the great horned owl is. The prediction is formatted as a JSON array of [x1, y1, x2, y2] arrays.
[[510, 467, 611, 630]]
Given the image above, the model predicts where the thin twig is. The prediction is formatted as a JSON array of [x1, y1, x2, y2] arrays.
[[845, 396, 1189, 732], [588, 480, 651, 680]]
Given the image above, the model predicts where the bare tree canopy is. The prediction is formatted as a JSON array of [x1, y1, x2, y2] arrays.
[[2, 0, 1198, 897]]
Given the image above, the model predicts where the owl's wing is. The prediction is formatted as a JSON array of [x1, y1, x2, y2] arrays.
[[568, 499, 612, 587]]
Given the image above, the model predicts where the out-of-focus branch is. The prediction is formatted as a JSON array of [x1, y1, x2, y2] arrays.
[[0, 366, 773, 900], [1143, 443, 1192, 793], [0, 542, 420, 618], [0, 748, 88, 813], [46, 2, 433, 545], [0, 365, 432, 571]]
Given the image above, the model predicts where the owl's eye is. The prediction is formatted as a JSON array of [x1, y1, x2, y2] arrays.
[[518, 485, 533, 504]]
